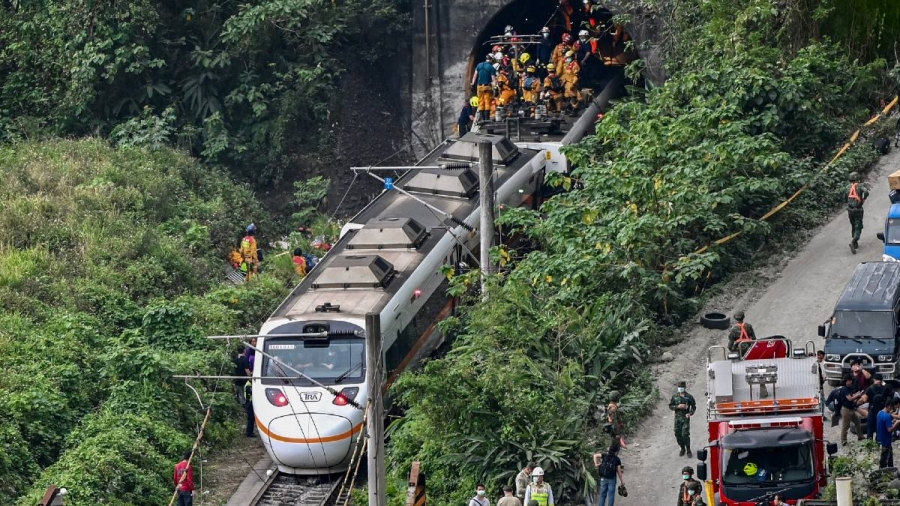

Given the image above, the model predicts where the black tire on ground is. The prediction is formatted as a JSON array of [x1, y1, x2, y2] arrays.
[[700, 312, 731, 330]]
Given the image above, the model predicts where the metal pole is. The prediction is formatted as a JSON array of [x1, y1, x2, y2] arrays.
[[365, 313, 386, 506], [478, 140, 496, 298]]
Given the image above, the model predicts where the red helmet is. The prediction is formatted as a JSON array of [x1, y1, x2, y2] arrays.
[[562, 33, 573, 43], [492, 44, 503, 53]]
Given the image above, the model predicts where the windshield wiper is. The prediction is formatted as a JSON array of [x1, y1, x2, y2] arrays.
[[335, 363, 363, 383]]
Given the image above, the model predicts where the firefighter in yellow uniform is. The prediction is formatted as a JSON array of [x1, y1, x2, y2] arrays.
[[240, 223, 259, 280], [523, 467, 554, 506], [514, 52, 532, 74], [561, 51, 580, 111], [497, 70, 517, 107], [521, 65, 541, 116], [470, 53, 498, 118], [542, 65, 564, 112], [551, 34, 573, 75]]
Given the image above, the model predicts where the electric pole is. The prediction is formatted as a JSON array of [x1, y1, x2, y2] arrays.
[[478, 140, 496, 298], [365, 313, 386, 506]]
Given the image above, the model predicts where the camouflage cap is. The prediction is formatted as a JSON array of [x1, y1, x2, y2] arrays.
[[682, 466, 694, 475], [608, 390, 621, 402], [676, 380, 686, 388], [734, 310, 745, 321], [849, 171, 860, 182]]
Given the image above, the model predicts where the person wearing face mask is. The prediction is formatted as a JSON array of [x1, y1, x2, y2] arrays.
[[685, 482, 705, 506], [669, 380, 696, 457], [469, 484, 490, 506], [523, 467, 554, 506], [676, 466, 700, 506], [535, 27, 554, 73], [560, 50, 580, 113]]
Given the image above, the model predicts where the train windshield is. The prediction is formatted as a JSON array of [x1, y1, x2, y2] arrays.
[[722, 443, 815, 485], [263, 338, 365, 386]]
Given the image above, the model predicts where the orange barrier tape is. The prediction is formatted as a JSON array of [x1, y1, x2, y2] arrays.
[[682, 95, 899, 262]]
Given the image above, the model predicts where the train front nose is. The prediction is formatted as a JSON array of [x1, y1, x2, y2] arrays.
[[261, 413, 360, 471]]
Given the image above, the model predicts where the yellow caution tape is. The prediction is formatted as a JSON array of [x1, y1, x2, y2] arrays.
[[683, 95, 899, 261]]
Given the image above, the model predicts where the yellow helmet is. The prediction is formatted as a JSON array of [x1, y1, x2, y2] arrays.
[[470, 96, 479, 107], [565, 50, 575, 58], [743, 462, 758, 476], [519, 53, 531, 64], [526, 65, 536, 73]]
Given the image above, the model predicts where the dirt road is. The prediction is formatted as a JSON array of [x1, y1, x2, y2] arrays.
[[617, 148, 900, 506]]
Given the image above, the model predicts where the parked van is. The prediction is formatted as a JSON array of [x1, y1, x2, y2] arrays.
[[877, 203, 900, 261], [818, 262, 900, 384]]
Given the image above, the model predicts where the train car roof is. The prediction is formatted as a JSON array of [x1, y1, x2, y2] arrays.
[[269, 133, 541, 321]]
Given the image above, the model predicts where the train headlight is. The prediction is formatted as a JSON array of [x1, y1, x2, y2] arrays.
[[333, 387, 359, 406], [265, 388, 289, 407]]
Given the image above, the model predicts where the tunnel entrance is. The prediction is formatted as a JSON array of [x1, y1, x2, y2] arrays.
[[467, 0, 637, 93]]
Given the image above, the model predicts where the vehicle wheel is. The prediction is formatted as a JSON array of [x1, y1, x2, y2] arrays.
[[700, 312, 731, 330]]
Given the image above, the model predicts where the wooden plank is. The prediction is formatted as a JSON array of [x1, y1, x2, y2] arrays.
[[889, 167, 900, 190]]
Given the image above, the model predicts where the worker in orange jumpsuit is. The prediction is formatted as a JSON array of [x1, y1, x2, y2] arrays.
[[542, 65, 564, 112], [561, 51, 580, 112], [521, 65, 541, 116], [240, 223, 260, 280], [497, 70, 518, 107], [552, 34, 573, 75]]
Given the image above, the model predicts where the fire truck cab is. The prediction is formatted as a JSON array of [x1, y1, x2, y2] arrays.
[[695, 338, 838, 505]]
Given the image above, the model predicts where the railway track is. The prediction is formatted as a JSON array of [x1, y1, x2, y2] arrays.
[[249, 471, 341, 506]]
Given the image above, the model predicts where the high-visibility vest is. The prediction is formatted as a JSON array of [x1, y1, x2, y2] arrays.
[[735, 322, 752, 343], [530, 484, 551, 506], [849, 183, 862, 202]]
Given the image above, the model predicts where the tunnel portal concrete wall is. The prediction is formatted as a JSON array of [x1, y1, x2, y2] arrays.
[[407, 0, 666, 156]]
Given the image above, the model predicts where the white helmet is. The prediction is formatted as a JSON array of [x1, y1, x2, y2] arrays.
[[494, 51, 503, 61], [579, 29, 589, 37], [505, 25, 514, 34], [493, 63, 500, 70], [532, 467, 545, 476], [540, 26, 550, 34]]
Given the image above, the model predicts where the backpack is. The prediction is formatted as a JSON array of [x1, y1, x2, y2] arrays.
[[550, 76, 563, 91], [597, 453, 616, 478], [524, 76, 536, 89]]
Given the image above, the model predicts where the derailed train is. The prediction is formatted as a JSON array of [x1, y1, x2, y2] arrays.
[[251, 133, 571, 475]]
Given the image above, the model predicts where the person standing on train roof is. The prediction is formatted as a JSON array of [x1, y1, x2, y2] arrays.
[[173, 451, 195, 506], [536, 27, 554, 74], [552, 33, 573, 75], [240, 223, 259, 280], [471, 53, 498, 120]]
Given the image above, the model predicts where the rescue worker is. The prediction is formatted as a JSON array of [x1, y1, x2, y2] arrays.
[[523, 467, 554, 506], [551, 34, 573, 75], [514, 52, 532, 74], [727, 310, 756, 354], [669, 380, 696, 457], [677, 466, 701, 506], [497, 70, 517, 108], [557, 0, 576, 32], [521, 65, 541, 114], [561, 51, 580, 111], [240, 223, 259, 280], [243, 378, 255, 437], [458, 97, 477, 136], [576, 29, 598, 92], [499, 54, 515, 75], [847, 171, 869, 254], [542, 65, 564, 112], [229, 244, 242, 269], [536, 27, 554, 72], [606, 390, 626, 448], [471, 53, 498, 120], [515, 462, 537, 500]]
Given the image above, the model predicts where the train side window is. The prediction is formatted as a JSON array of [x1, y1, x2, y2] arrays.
[[385, 280, 450, 375]]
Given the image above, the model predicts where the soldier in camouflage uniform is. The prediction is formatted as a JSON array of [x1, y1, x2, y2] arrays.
[[727, 311, 756, 355], [606, 390, 626, 448], [669, 380, 696, 457], [847, 171, 869, 254]]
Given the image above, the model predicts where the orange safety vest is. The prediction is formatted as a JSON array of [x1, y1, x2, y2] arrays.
[[683, 484, 690, 503], [849, 183, 862, 202], [735, 322, 752, 343]]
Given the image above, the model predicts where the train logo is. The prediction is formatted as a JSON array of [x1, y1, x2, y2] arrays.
[[300, 392, 322, 402]]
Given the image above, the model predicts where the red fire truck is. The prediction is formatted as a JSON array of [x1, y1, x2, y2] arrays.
[[695, 338, 838, 505]]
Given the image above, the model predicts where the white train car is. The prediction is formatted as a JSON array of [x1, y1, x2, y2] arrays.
[[252, 133, 567, 474]]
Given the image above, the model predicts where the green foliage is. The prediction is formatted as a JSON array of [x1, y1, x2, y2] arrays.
[[0, 0, 408, 185], [0, 139, 291, 505], [390, 0, 893, 503], [292, 176, 331, 227]]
